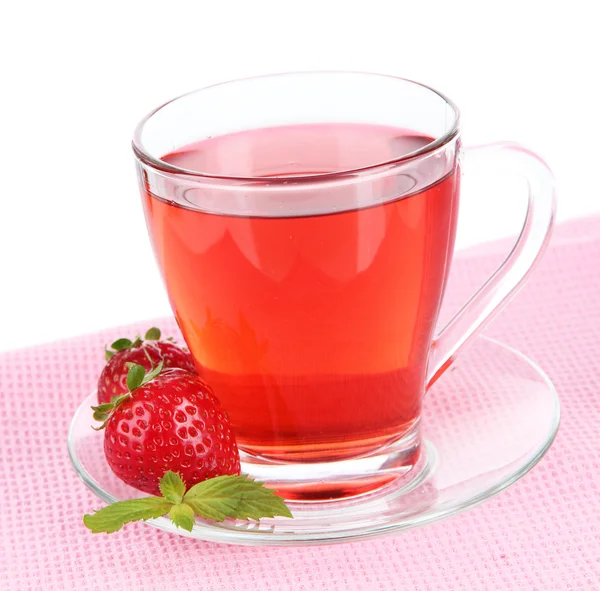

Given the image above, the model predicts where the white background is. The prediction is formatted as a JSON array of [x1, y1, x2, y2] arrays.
[[1, 0, 598, 352]]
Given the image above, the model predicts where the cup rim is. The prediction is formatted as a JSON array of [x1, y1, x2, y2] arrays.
[[132, 71, 461, 184]]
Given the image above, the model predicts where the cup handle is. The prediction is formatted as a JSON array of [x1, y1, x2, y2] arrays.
[[427, 143, 557, 388]]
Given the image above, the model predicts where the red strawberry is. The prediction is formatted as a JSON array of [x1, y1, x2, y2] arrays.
[[97, 327, 196, 404], [93, 365, 240, 496]]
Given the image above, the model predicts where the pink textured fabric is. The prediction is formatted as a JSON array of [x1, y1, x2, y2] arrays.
[[1, 217, 600, 590]]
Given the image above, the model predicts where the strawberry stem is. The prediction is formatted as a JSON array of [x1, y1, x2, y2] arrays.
[[91, 362, 164, 429]]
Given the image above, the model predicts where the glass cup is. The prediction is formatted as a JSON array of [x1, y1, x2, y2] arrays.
[[133, 72, 555, 500]]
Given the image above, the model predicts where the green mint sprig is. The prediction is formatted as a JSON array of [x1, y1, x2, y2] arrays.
[[83, 471, 293, 534]]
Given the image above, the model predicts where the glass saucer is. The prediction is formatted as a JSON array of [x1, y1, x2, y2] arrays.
[[68, 336, 559, 546]]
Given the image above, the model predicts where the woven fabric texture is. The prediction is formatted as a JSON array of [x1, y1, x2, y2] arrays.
[[1, 218, 598, 590]]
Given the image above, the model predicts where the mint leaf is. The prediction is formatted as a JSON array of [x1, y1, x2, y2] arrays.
[[145, 327, 161, 341], [159, 471, 186, 504], [111, 338, 133, 351], [126, 364, 145, 391], [183, 490, 238, 522], [184, 475, 293, 522], [83, 497, 172, 534], [83, 474, 292, 535], [169, 503, 195, 532]]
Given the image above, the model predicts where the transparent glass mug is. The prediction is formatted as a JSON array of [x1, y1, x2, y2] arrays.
[[133, 73, 555, 499]]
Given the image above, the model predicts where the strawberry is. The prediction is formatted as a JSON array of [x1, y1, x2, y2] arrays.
[[97, 327, 196, 404], [92, 364, 241, 496]]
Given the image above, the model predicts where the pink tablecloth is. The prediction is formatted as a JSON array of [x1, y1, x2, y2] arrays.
[[1, 217, 599, 591]]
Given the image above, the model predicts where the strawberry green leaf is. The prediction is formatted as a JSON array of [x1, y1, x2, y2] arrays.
[[91, 418, 112, 432], [111, 338, 133, 351], [159, 471, 186, 504], [83, 497, 173, 534], [142, 359, 164, 384], [91, 402, 115, 426], [92, 409, 110, 422], [91, 402, 115, 413], [110, 392, 131, 406], [145, 327, 161, 341], [104, 347, 114, 361], [132, 336, 143, 348], [169, 503, 195, 532], [91, 393, 131, 430], [183, 475, 293, 522], [127, 364, 146, 391]]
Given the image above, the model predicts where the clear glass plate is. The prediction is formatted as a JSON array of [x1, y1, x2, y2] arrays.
[[68, 336, 559, 546]]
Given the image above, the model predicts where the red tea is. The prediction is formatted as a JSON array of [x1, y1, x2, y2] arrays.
[[142, 123, 459, 462]]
